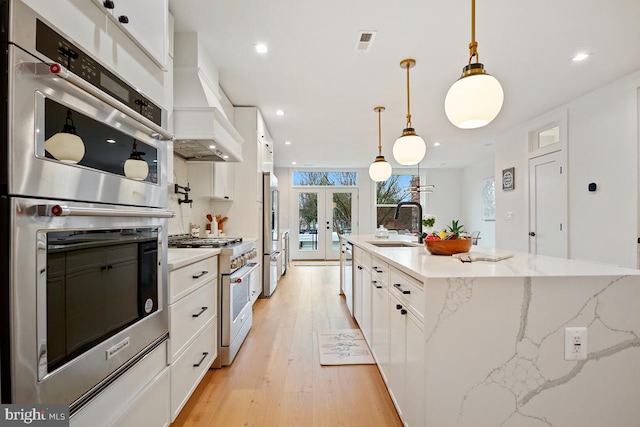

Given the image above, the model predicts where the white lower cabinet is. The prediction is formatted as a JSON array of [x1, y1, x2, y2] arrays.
[[353, 246, 425, 427], [70, 342, 170, 427], [168, 254, 218, 422], [170, 319, 217, 420]]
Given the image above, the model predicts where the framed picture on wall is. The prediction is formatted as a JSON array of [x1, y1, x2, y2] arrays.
[[502, 167, 515, 191]]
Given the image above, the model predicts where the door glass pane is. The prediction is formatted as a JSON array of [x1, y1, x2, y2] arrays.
[[298, 192, 318, 251], [332, 192, 352, 251]]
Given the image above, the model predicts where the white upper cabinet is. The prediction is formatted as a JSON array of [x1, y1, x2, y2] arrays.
[[187, 161, 235, 201], [93, 0, 169, 70]]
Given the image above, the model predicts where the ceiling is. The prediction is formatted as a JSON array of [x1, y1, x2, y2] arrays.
[[169, 0, 640, 170]]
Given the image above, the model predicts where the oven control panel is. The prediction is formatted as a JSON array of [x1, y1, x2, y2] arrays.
[[34, 19, 162, 126]]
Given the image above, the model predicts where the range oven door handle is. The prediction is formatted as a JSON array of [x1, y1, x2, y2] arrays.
[[37, 204, 175, 219], [40, 62, 174, 141]]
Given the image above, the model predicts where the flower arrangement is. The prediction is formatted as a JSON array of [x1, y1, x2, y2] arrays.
[[421, 214, 435, 228]]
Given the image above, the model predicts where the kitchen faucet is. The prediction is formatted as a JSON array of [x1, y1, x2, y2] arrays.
[[394, 201, 424, 243]]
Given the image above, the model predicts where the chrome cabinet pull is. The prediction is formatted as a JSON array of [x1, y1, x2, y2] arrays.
[[193, 352, 209, 367], [393, 283, 410, 294], [192, 307, 208, 317], [192, 271, 208, 279]]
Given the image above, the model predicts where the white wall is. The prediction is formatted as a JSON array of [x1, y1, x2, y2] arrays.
[[423, 168, 463, 233], [460, 157, 496, 248], [495, 70, 640, 268]]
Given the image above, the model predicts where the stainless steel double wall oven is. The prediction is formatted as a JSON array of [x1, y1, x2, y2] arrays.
[[0, 0, 173, 413]]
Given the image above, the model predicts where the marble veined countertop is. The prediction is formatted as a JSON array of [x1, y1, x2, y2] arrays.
[[167, 248, 221, 270], [344, 235, 640, 280]]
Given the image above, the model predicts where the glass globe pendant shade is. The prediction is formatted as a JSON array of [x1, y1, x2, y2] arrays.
[[445, 66, 504, 129], [124, 158, 149, 181], [369, 156, 392, 182], [44, 132, 85, 164], [393, 129, 426, 166]]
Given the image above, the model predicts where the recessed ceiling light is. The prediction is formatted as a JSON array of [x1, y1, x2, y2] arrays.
[[255, 43, 268, 54], [284, 141, 291, 145], [571, 52, 589, 62], [292, 161, 297, 165], [209, 144, 216, 149], [106, 139, 116, 144], [223, 155, 229, 159], [276, 110, 285, 116], [433, 142, 441, 147]]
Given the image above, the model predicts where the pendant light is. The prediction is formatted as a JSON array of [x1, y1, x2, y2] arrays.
[[445, 0, 504, 129], [44, 109, 85, 164], [369, 106, 392, 182], [124, 99, 150, 180], [393, 59, 426, 166]]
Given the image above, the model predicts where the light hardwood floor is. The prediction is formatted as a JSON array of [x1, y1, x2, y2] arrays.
[[172, 264, 403, 427]]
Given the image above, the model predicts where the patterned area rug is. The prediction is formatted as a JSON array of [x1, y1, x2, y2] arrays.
[[316, 329, 375, 365]]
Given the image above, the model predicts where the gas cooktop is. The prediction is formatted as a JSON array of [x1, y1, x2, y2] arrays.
[[168, 235, 243, 248]]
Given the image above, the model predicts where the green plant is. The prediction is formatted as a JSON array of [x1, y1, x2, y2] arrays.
[[421, 214, 435, 228], [445, 220, 465, 238]]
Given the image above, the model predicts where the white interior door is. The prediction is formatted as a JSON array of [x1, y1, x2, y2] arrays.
[[292, 188, 357, 260], [529, 151, 567, 257]]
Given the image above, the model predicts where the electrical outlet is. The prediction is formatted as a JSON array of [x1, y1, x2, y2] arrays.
[[506, 211, 514, 220], [565, 327, 587, 360]]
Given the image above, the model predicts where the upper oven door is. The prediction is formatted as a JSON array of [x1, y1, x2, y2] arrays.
[[7, 12, 170, 208]]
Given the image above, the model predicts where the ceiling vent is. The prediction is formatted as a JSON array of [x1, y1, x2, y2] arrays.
[[355, 31, 377, 52]]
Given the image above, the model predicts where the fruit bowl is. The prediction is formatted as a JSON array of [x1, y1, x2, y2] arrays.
[[425, 238, 472, 255]]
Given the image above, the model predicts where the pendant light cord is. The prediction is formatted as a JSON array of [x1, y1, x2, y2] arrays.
[[405, 64, 412, 127], [377, 108, 383, 155], [468, 0, 479, 64]]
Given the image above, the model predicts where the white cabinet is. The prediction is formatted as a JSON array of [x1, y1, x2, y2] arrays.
[[167, 254, 218, 422], [387, 267, 426, 427], [70, 342, 169, 427], [92, 0, 169, 69], [351, 245, 425, 427], [370, 256, 390, 379], [187, 161, 235, 200]]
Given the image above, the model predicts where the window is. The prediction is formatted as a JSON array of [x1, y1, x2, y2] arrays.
[[376, 174, 421, 232], [293, 171, 357, 186]]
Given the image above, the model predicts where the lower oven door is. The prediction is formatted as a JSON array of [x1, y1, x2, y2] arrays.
[[221, 263, 259, 347], [8, 197, 172, 412]]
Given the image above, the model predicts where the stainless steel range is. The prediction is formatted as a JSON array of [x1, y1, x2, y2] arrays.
[[168, 236, 258, 367]]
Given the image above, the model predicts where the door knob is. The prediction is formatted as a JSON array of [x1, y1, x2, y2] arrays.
[[529, 231, 536, 237]]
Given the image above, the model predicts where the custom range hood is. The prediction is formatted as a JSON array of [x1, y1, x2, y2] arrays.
[[173, 33, 244, 162]]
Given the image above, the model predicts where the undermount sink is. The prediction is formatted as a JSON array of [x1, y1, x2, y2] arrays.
[[367, 241, 421, 248]]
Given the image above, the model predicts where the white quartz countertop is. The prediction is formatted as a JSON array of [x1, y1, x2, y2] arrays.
[[167, 248, 221, 270], [345, 235, 640, 280]]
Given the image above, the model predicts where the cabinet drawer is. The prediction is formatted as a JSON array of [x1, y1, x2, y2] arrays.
[[370, 256, 389, 287], [169, 256, 217, 304], [168, 279, 216, 362], [170, 318, 217, 422], [389, 268, 424, 320]]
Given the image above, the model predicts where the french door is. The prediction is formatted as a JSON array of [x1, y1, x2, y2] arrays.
[[292, 188, 358, 260]]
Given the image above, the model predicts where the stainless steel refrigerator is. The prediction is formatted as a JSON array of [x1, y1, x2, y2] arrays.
[[263, 172, 279, 296]]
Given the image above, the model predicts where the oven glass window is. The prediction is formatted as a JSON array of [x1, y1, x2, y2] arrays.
[[43, 98, 158, 183], [46, 228, 159, 372]]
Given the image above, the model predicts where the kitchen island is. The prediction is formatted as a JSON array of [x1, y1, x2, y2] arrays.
[[343, 234, 640, 427]]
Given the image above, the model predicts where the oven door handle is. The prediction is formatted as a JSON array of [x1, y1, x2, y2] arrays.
[[37, 204, 175, 218], [40, 62, 174, 141]]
